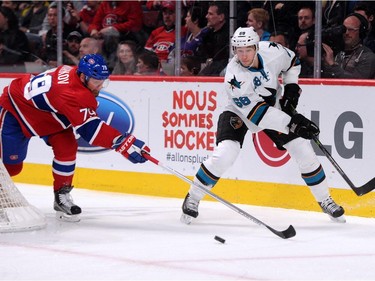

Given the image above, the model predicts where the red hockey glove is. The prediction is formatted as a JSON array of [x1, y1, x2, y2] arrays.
[[114, 135, 150, 164]]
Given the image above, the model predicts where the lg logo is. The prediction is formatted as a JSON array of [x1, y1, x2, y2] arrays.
[[253, 111, 364, 167]]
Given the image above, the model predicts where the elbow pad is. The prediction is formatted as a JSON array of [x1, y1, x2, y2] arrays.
[[280, 83, 301, 116]]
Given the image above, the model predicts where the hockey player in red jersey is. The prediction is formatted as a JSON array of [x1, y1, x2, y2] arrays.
[[0, 54, 150, 222]]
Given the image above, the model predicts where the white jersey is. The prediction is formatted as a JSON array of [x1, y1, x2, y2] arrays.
[[224, 41, 301, 134]]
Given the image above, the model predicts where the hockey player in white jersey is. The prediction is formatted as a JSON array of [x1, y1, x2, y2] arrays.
[[181, 27, 345, 224]]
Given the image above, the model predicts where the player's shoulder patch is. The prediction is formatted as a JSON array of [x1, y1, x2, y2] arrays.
[[227, 75, 243, 90], [267, 41, 280, 49]]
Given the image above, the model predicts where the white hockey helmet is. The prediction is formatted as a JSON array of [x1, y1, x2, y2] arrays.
[[231, 27, 260, 51]]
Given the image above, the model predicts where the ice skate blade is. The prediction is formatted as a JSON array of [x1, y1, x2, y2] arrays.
[[180, 213, 194, 225], [328, 214, 346, 223], [56, 211, 80, 222]]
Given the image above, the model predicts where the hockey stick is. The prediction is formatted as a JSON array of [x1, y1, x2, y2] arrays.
[[313, 136, 375, 196], [290, 106, 375, 196], [143, 153, 296, 239]]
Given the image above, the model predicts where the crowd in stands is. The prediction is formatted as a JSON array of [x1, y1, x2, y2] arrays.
[[0, 0, 374, 78]]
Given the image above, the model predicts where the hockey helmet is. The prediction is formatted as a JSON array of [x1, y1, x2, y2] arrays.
[[78, 54, 110, 81], [231, 27, 260, 51]]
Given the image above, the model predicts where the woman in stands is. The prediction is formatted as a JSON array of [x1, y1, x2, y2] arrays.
[[112, 40, 138, 75]]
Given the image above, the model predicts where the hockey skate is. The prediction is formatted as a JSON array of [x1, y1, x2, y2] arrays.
[[319, 196, 346, 223], [54, 186, 82, 222], [180, 193, 199, 224]]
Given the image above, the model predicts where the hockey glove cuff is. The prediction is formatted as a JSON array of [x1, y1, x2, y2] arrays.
[[288, 114, 320, 139], [280, 83, 301, 116], [114, 135, 150, 164]]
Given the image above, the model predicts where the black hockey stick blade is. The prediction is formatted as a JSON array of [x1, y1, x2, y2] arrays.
[[313, 136, 375, 196], [352, 178, 375, 196], [266, 224, 296, 239]]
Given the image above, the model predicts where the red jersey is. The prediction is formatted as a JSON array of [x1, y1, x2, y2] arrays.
[[88, 1, 143, 33], [145, 26, 187, 61], [0, 66, 121, 148], [79, 5, 97, 26]]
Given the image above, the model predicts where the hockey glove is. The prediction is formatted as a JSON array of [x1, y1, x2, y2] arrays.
[[114, 135, 150, 164], [280, 83, 301, 116], [288, 114, 320, 139]]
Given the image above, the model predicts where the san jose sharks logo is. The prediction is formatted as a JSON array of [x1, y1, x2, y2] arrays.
[[228, 75, 243, 90], [268, 42, 279, 48]]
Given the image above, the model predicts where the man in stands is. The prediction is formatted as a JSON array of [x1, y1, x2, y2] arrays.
[[79, 37, 101, 59], [145, 1, 186, 63], [195, 1, 229, 76], [63, 31, 82, 65], [322, 13, 375, 79]]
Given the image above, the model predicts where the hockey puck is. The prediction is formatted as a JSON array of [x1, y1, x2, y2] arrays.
[[214, 235, 225, 244]]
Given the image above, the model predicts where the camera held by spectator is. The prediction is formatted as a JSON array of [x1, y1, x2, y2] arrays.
[[306, 25, 346, 57]]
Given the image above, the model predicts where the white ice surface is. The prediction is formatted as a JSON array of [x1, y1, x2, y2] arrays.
[[1, 183, 375, 280]]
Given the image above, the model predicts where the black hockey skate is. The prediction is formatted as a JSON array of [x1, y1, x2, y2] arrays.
[[319, 196, 346, 223], [180, 193, 199, 224], [54, 186, 81, 222]]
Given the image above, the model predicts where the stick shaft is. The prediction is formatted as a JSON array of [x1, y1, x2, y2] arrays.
[[313, 136, 356, 188], [143, 153, 296, 239]]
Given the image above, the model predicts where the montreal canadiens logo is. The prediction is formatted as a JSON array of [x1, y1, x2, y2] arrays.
[[77, 90, 134, 153], [155, 41, 173, 52], [253, 131, 290, 167]]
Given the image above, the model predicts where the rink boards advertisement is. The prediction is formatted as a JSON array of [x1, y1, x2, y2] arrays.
[[1, 75, 374, 217]]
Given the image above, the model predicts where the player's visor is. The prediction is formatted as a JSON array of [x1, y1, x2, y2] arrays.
[[89, 78, 109, 88]]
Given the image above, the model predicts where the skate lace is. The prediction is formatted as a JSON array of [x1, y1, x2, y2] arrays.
[[186, 196, 199, 211], [320, 197, 340, 214], [58, 192, 75, 208]]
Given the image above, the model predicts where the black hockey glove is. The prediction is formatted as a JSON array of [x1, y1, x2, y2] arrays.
[[280, 84, 301, 116], [288, 114, 320, 139]]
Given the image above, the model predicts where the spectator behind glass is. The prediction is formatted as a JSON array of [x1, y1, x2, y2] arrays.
[[295, 31, 314, 78], [246, 8, 271, 41], [354, 1, 375, 53], [112, 40, 138, 75], [180, 56, 201, 76], [270, 30, 290, 48], [88, 1, 143, 71], [18, 1, 48, 59], [38, 1, 83, 38], [262, 2, 309, 50], [63, 31, 82, 66], [180, 6, 209, 57], [196, 1, 229, 76], [1, 0, 23, 19], [145, 1, 187, 63], [286, 4, 315, 51], [145, 0, 165, 11], [322, 0, 346, 28], [297, 6, 315, 33], [167, 5, 209, 67], [322, 13, 375, 79], [79, 37, 101, 59], [0, 6, 30, 66], [134, 49, 160, 75], [71, 0, 101, 37], [19, 1, 48, 34], [40, 2, 79, 67]]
